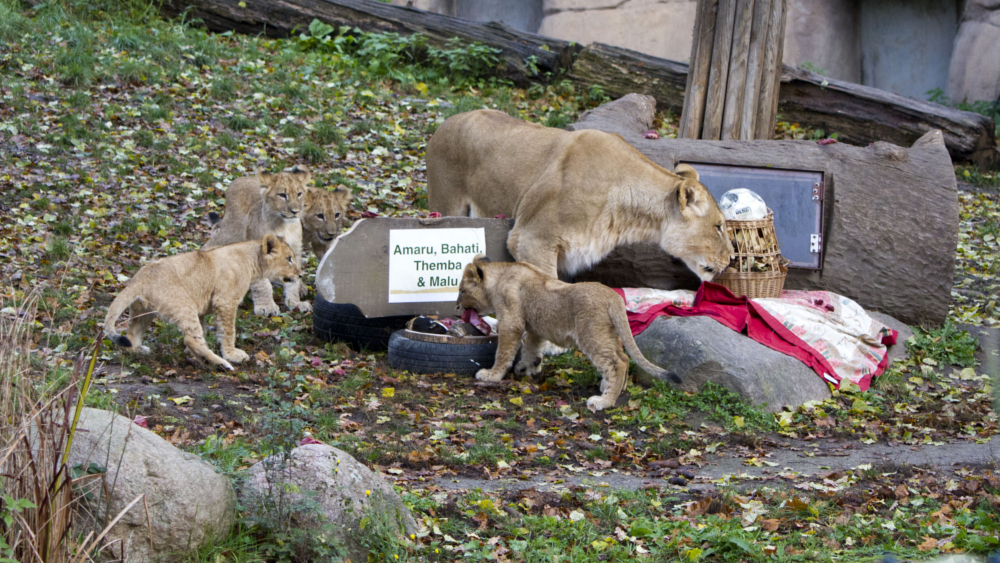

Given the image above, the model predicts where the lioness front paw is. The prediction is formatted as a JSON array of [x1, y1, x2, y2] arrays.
[[586, 394, 616, 412], [224, 349, 249, 364], [475, 369, 505, 383], [254, 303, 281, 316]]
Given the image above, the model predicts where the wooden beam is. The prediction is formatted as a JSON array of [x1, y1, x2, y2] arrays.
[[720, 0, 755, 140], [702, 0, 738, 140], [678, 0, 719, 139]]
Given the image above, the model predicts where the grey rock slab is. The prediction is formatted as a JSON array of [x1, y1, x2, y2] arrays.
[[245, 444, 417, 562], [68, 408, 235, 563], [633, 315, 832, 412]]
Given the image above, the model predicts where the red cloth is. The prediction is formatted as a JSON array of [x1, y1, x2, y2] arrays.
[[613, 283, 897, 390]]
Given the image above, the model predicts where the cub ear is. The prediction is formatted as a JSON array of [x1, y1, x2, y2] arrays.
[[289, 164, 313, 184], [331, 185, 352, 205], [262, 234, 278, 255], [674, 163, 700, 182], [257, 169, 276, 188]]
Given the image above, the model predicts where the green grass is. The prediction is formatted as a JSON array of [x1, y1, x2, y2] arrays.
[[909, 321, 980, 367], [225, 114, 255, 132]]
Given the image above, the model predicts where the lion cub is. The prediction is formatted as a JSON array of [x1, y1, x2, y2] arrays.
[[104, 235, 301, 371], [457, 255, 682, 411], [301, 185, 352, 260], [205, 165, 311, 315]]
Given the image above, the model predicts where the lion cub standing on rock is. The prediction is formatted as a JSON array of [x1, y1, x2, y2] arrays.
[[457, 255, 682, 411], [104, 235, 301, 371], [301, 185, 352, 260], [205, 165, 311, 315]]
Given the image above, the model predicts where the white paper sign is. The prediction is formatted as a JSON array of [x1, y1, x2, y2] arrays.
[[388, 228, 486, 303]]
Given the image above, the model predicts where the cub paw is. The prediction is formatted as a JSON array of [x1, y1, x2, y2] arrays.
[[254, 303, 281, 317], [224, 349, 249, 364], [299, 283, 310, 299], [290, 300, 313, 313], [514, 358, 542, 378], [540, 342, 570, 357], [475, 369, 505, 383], [586, 395, 615, 412], [218, 360, 235, 372]]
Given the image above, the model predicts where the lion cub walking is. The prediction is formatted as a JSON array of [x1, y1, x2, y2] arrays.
[[457, 256, 682, 411], [205, 165, 311, 315], [104, 235, 301, 371]]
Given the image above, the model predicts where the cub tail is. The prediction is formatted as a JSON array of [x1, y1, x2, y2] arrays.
[[609, 300, 683, 385], [207, 212, 222, 226], [103, 285, 139, 348]]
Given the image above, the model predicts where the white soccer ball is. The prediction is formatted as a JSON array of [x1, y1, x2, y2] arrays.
[[718, 189, 768, 221]]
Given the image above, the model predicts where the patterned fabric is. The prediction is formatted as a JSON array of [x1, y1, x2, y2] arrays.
[[615, 284, 898, 391], [752, 291, 896, 390]]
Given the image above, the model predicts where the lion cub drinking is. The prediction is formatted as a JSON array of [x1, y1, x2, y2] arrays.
[[205, 165, 311, 315], [103, 235, 301, 371], [457, 255, 682, 411]]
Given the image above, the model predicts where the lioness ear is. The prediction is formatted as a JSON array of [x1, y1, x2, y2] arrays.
[[674, 164, 699, 182], [263, 234, 278, 254]]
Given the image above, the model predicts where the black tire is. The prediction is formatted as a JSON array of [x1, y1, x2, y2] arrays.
[[312, 295, 411, 351], [388, 330, 498, 376]]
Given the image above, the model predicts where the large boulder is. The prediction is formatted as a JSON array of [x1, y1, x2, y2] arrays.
[[68, 408, 235, 563], [634, 316, 832, 412], [245, 444, 417, 562]]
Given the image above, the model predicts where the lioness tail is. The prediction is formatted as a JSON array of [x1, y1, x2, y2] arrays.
[[609, 301, 683, 385], [103, 284, 139, 348]]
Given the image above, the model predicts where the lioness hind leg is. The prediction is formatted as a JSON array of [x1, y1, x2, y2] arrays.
[[584, 345, 629, 412], [249, 279, 281, 316], [514, 331, 545, 378], [124, 303, 156, 354]]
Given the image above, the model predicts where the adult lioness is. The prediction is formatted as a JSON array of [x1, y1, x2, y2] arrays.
[[457, 256, 682, 411], [301, 185, 352, 260], [427, 110, 733, 281], [104, 235, 301, 371], [205, 165, 311, 315]]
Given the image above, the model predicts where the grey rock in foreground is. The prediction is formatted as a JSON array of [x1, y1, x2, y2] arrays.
[[868, 311, 913, 366], [634, 316, 832, 412], [68, 408, 235, 563], [245, 444, 417, 561]]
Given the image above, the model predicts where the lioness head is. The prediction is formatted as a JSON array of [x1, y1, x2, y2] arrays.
[[662, 164, 733, 281], [259, 165, 310, 221], [259, 234, 302, 283], [302, 185, 352, 242], [457, 255, 493, 315]]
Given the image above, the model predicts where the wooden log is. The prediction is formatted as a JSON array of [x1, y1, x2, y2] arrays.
[[569, 94, 958, 326], [720, 0, 755, 140], [160, 0, 997, 166], [702, 0, 738, 140], [159, 0, 580, 83], [739, 0, 772, 140], [754, 0, 785, 139], [678, 0, 719, 139], [567, 44, 997, 167]]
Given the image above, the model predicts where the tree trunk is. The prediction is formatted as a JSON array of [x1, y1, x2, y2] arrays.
[[159, 0, 997, 167], [159, 0, 580, 84], [569, 94, 958, 327]]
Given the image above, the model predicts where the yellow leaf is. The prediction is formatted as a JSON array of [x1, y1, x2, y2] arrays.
[[509, 396, 523, 406], [733, 415, 745, 428], [170, 396, 192, 405], [686, 548, 702, 561], [381, 387, 395, 398], [238, 1, 246, 6]]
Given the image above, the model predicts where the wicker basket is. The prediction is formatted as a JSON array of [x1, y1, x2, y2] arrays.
[[716, 209, 787, 299]]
